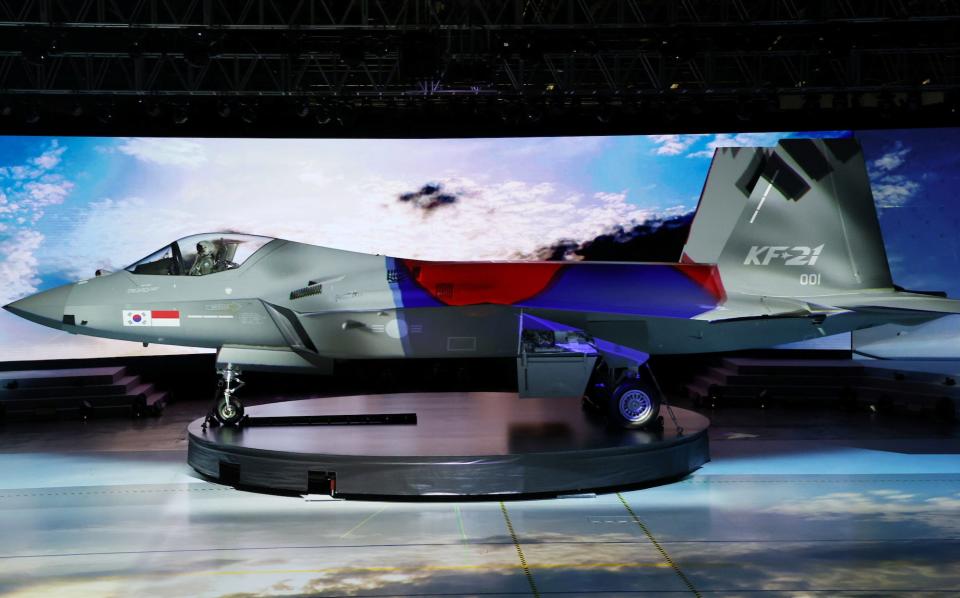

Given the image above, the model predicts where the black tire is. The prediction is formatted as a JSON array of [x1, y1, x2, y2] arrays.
[[215, 397, 245, 426], [608, 379, 661, 429]]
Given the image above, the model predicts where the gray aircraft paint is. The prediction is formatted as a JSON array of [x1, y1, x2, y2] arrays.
[[7, 139, 960, 371]]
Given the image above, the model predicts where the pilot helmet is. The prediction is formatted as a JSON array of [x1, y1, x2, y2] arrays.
[[196, 240, 216, 255]]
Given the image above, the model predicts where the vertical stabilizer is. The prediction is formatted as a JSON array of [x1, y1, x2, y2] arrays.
[[681, 138, 892, 298]]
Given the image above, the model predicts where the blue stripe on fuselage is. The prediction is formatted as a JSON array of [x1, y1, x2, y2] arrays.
[[518, 263, 718, 318]]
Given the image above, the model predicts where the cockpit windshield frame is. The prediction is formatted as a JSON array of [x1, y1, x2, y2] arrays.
[[125, 233, 274, 277]]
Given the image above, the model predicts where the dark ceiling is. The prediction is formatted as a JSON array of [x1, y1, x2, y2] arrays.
[[1, 0, 960, 137]]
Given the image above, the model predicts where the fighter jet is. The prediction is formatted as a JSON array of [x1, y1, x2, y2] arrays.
[[7, 139, 960, 428]]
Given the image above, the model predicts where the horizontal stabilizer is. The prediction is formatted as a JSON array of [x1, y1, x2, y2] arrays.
[[701, 294, 844, 323], [832, 293, 960, 315]]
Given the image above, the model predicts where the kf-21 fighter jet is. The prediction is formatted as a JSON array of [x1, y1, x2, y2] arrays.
[[8, 139, 960, 428]]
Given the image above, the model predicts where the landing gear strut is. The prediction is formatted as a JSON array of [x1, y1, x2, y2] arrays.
[[205, 364, 246, 427]]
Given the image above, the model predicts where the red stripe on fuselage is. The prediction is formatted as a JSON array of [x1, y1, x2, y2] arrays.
[[675, 264, 726, 302], [151, 310, 180, 319], [401, 260, 564, 306]]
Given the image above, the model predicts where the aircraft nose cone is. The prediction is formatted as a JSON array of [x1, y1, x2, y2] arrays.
[[3, 284, 72, 330]]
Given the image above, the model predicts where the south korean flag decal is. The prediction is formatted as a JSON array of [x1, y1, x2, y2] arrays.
[[123, 310, 151, 326]]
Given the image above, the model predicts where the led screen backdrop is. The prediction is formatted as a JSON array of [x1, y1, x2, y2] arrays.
[[0, 129, 953, 361]]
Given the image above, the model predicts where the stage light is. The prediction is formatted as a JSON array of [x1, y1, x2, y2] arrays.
[[946, 92, 959, 114], [283, 32, 304, 61], [95, 104, 114, 124], [686, 99, 704, 117], [658, 35, 695, 62], [905, 92, 921, 113], [735, 97, 752, 121], [877, 91, 895, 119], [239, 103, 257, 124], [621, 99, 641, 120], [143, 101, 163, 119], [171, 104, 190, 125], [660, 100, 678, 122], [339, 39, 365, 68], [828, 92, 850, 112], [69, 102, 84, 117], [370, 36, 392, 57], [495, 99, 521, 125], [334, 102, 357, 127], [127, 38, 144, 59], [184, 29, 219, 68], [22, 104, 40, 124], [399, 31, 442, 81], [763, 94, 781, 113], [314, 104, 332, 126], [20, 29, 61, 65], [295, 101, 311, 119], [570, 34, 600, 56], [124, 29, 147, 59], [216, 101, 233, 118], [547, 97, 566, 119], [523, 101, 544, 124], [802, 94, 821, 115], [595, 101, 615, 124], [516, 34, 543, 62], [817, 25, 854, 59]]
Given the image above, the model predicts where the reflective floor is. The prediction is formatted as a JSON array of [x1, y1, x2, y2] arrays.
[[1, 397, 959, 597]]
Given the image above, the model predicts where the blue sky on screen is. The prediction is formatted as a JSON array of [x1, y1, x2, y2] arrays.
[[857, 128, 960, 297], [0, 129, 943, 359]]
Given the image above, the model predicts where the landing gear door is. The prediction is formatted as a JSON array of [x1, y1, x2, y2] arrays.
[[516, 322, 598, 398]]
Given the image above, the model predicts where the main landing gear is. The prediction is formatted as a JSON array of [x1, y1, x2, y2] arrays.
[[608, 378, 662, 429], [584, 360, 679, 432], [204, 364, 246, 428]]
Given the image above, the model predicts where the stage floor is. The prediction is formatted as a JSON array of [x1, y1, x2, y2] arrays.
[[0, 394, 959, 596], [187, 392, 709, 497]]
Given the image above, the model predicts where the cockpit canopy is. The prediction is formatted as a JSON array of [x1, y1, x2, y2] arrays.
[[125, 233, 274, 276]]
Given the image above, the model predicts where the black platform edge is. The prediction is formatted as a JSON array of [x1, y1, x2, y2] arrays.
[[188, 409, 709, 500]]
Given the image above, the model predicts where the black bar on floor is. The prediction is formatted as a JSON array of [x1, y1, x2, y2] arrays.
[[244, 413, 417, 427]]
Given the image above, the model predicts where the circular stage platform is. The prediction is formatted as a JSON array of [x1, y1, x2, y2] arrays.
[[187, 392, 710, 499]]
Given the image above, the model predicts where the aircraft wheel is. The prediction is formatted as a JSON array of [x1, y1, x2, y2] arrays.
[[215, 397, 245, 426], [608, 380, 661, 429]]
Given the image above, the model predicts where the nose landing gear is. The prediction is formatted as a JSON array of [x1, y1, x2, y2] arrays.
[[204, 364, 246, 428]]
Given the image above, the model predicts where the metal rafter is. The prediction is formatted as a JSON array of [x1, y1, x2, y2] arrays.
[[0, 0, 959, 27], [0, 1, 957, 136]]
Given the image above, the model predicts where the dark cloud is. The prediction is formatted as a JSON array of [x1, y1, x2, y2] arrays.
[[398, 182, 459, 211], [524, 212, 695, 262]]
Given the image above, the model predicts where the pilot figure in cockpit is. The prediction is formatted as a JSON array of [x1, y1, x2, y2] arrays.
[[189, 240, 219, 276]]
